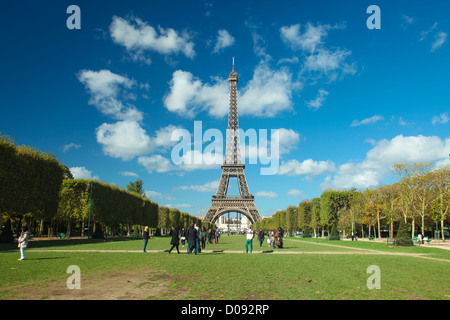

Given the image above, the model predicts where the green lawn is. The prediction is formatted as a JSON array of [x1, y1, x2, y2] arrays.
[[1, 235, 449, 300]]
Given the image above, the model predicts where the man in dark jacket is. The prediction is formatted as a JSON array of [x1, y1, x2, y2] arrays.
[[186, 223, 198, 255]]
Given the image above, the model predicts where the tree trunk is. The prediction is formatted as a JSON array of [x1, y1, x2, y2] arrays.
[[377, 209, 381, 238], [39, 219, 44, 236], [441, 220, 446, 242], [390, 220, 394, 238], [411, 216, 415, 238], [81, 221, 85, 238]]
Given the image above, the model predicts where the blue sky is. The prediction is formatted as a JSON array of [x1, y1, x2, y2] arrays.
[[1, 0, 449, 218]]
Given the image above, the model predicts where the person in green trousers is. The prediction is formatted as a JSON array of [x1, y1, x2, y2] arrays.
[[245, 228, 254, 253]]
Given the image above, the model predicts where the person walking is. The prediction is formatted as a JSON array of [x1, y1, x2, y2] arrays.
[[215, 229, 220, 244], [186, 223, 197, 255], [143, 226, 150, 252], [201, 226, 207, 250], [195, 224, 201, 253], [17, 226, 30, 260], [245, 228, 254, 253], [169, 227, 180, 254], [257, 228, 265, 247], [208, 228, 213, 244]]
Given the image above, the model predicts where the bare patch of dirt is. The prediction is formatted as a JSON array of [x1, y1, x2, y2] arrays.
[[2, 267, 185, 300]]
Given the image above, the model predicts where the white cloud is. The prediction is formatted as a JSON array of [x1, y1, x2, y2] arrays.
[[420, 23, 438, 41], [138, 149, 222, 175], [163, 70, 228, 118], [119, 171, 139, 177], [137, 154, 177, 174], [176, 179, 219, 193], [96, 120, 153, 161], [302, 48, 356, 81], [109, 16, 195, 63], [274, 128, 301, 155], [278, 159, 336, 177], [164, 203, 192, 209], [420, 23, 447, 52], [280, 23, 334, 53], [77, 69, 142, 121], [431, 32, 447, 51], [213, 29, 235, 53], [255, 191, 279, 199], [287, 189, 305, 198], [145, 190, 175, 201], [62, 143, 81, 153], [351, 115, 384, 127], [306, 89, 328, 110], [432, 113, 450, 125], [280, 22, 356, 83], [401, 15, 415, 29], [239, 63, 293, 117], [322, 135, 450, 190], [164, 63, 293, 118], [70, 167, 99, 180]]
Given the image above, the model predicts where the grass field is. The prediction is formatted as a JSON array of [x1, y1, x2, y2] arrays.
[[0, 235, 449, 300]]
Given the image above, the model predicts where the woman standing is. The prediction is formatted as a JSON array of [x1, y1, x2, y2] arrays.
[[18, 226, 30, 260], [143, 226, 150, 252], [169, 227, 180, 254]]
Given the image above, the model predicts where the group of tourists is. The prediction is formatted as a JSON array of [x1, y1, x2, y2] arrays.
[[141, 225, 286, 255], [167, 224, 221, 255], [255, 227, 284, 250], [244, 227, 285, 253]]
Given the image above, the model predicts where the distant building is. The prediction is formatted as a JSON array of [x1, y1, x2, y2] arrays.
[[215, 214, 251, 233]]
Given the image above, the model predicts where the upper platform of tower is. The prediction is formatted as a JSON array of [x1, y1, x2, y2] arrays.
[[229, 57, 238, 82]]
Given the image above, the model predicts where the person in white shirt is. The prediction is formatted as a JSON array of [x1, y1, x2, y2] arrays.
[[245, 228, 254, 253]]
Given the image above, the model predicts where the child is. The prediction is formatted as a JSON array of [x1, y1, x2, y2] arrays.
[[18, 226, 30, 260], [267, 236, 272, 247]]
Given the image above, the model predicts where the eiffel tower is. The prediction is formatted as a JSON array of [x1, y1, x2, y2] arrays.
[[203, 59, 262, 224]]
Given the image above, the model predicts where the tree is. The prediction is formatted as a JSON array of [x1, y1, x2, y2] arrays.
[[395, 218, 413, 246], [360, 188, 383, 238], [320, 190, 352, 233], [414, 170, 435, 236], [379, 183, 402, 238], [127, 179, 145, 197], [430, 166, 450, 241], [311, 198, 321, 237], [285, 206, 298, 236], [393, 163, 428, 236], [298, 200, 312, 231]]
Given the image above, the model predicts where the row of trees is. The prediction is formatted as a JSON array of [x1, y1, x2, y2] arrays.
[[253, 163, 449, 241], [0, 133, 212, 241]]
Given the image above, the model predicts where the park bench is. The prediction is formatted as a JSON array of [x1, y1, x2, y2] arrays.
[[57, 232, 66, 239], [369, 235, 375, 241]]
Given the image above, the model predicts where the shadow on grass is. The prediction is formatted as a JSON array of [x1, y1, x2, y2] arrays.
[[28, 257, 67, 261], [0, 236, 141, 251]]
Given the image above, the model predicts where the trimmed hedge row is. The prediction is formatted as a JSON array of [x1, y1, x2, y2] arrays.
[[58, 179, 159, 229], [0, 134, 67, 221]]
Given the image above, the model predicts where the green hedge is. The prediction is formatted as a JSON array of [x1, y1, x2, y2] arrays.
[[0, 134, 66, 221], [57, 179, 159, 229]]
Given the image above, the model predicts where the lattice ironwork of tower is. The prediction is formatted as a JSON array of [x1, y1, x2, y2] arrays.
[[203, 59, 262, 225]]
